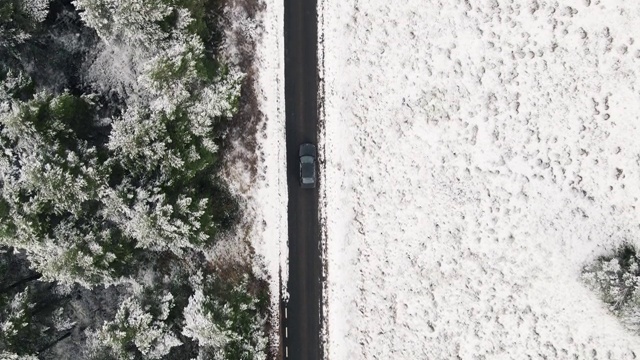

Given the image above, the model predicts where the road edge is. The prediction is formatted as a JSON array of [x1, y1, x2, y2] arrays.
[[317, 0, 329, 358]]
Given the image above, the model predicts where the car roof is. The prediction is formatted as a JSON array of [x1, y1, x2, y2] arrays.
[[301, 162, 315, 179]]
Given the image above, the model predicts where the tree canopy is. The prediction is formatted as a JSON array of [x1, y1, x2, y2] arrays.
[[0, 0, 268, 358]]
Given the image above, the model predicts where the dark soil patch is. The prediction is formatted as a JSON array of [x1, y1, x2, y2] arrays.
[[219, 0, 267, 181]]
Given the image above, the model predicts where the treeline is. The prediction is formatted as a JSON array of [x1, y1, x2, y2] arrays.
[[0, 0, 268, 359]]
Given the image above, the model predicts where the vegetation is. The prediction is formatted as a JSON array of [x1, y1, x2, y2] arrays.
[[0, 0, 267, 358], [582, 244, 640, 333]]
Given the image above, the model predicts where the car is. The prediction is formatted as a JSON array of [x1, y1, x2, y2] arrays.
[[299, 143, 317, 188]]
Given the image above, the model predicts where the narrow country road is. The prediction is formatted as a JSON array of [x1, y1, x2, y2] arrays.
[[282, 0, 322, 358]]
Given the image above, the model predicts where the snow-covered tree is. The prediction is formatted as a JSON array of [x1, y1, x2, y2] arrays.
[[0, 83, 155, 287], [182, 273, 267, 360], [0, 288, 35, 353], [86, 294, 181, 359], [0, 0, 50, 50], [182, 277, 230, 352], [582, 245, 640, 332], [73, 0, 173, 48], [0, 70, 32, 115], [99, 185, 211, 256], [0, 351, 38, 360], [19, 0, 50, 23], [97, 22, 243, 257], [0, 76, 241, 285], [0, 253, 75, 357], [75, 0, 243, 258], [0, 1, 268, 357]]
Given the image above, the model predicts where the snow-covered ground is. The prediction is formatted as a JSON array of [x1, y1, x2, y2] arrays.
[[221, 0, 287, 354], [248, 0, 288, 313], [320, 0, 640, 358]]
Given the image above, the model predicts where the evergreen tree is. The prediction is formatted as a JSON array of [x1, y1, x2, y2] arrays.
[[73, 0, 173, 48], [86, 293, 181, 359], [183, 273, 268, 360], [0, 0, 50, 55], [0, 88, 138, 286], [0, 248, 75, 357], [0, 0, 268, 357], [583, 245, 640, 332]]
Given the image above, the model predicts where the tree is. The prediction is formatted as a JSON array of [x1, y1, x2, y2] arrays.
[[0, 0, 268, 357], [182, 273, 267, 360], [72, 0, 172, 49], [0, 70, 32, 113], [0, 351, 38, 360], [182, 277, 230, 353], [86, 294, 181, 359], [0, 248, 75, 357], [582, 244, 640, 332], [0, 62, 241, 285], [0, 0, 50, 52], [0, 88, 139, 287]]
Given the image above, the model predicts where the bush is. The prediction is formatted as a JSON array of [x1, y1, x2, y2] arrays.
[[582, 244, 640, 332]]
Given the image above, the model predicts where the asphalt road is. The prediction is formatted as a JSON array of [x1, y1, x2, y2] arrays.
[[282, 0, 322, 358]]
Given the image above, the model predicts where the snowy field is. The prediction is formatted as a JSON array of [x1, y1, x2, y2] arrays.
[[320, 0, 640, 358]]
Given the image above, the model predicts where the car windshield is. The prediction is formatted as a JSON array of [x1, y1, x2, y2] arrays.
[[301, 155, 314, 163]]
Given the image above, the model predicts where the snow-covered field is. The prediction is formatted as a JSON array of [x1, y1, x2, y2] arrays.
[[320, 0, 640, 358]]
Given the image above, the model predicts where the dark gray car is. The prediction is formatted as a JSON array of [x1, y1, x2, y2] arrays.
[[299, 143, 316, 188]]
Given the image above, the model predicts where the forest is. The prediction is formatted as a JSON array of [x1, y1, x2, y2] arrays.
[[0, 0, 269, 359]]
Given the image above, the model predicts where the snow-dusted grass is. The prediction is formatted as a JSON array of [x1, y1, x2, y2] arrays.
[[221, 0, 287, 355], [320, 0, 640, 358]]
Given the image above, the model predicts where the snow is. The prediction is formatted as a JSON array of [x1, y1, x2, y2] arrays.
[[251, 0, 289, 302], [221, 0, 287, 354], [320, 0, 640, 358]]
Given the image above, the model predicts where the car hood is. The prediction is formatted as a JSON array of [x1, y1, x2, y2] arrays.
[[299, 143, 317, 157]]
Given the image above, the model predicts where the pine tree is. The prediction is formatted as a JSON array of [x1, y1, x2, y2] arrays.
[[73, 0, 173, 49], [0, 1, 268, 356], [86, 294, 181, 359], [182, 273, 267, 360], [0, 0, 50, 53], [582, 245, 640, 332], [0, 86, 140, 286], [0, 248, 75, 357]]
